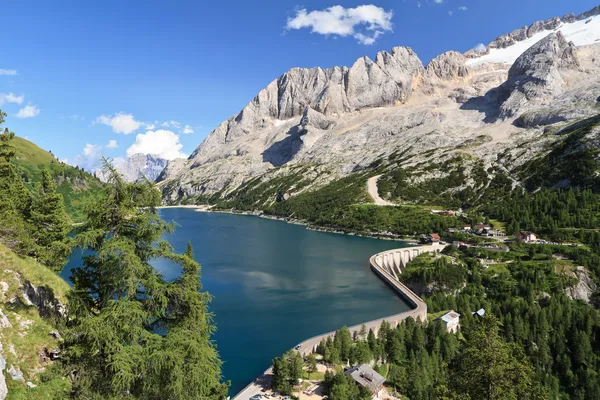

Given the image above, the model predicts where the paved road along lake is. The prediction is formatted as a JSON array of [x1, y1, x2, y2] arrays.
[[63, 208, 411, 395]]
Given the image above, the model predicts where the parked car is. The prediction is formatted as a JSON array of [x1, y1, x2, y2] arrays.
[[294, 345, 301, 350], [250, 395, 262, 400]]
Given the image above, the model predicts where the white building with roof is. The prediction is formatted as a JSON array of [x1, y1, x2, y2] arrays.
[[439, 310, 461, 333]]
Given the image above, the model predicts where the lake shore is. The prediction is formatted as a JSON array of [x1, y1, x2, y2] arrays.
[[158, 205, 418, 244]]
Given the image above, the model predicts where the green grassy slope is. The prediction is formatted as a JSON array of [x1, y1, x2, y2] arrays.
[[0, 244, 71, 398], [10, 136, 103, 223]]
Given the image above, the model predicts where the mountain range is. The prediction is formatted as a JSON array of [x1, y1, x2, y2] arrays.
[[158, 5, 600, 207]]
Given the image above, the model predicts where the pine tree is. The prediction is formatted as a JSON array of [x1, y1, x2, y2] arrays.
[[29, 169, 70, 271], [453, 315, 545, 400], [64, 159, 227, 399], [0, 113, 33, 253]]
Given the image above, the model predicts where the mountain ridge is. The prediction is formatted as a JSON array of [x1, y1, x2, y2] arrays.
[[159, 4, 600, 207]]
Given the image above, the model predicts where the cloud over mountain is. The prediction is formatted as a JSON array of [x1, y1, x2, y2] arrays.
[[286, 5, 393, 45], [126, 129, 186, 160]]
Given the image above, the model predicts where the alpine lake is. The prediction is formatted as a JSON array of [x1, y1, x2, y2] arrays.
[[62, 208, 411, 395]]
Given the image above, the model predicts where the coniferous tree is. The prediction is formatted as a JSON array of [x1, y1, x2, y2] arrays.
[[64, 159, 227, 399], [29, 169, 71, 271], [0, 112, 33, 253]]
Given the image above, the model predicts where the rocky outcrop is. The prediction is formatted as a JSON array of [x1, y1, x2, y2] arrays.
[[156, 158, 191, 183], [186, 46, 423, 166], [0, 353, 6, 400], [498, 32, 579, 118], [20, 280, 67, 319], [426, 51, 469, 80], [566, 267, 597, 303]]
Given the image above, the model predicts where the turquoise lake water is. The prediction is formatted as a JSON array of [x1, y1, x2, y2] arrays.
[[62, 208, 411, 395]]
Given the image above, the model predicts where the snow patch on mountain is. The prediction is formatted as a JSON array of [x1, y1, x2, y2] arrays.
[[467, 13, 600, 66]]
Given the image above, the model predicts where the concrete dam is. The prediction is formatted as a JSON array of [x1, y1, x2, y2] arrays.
[[233, 244, 445, 400]]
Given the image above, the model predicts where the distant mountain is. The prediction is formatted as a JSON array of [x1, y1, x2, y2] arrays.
[[160, 5, 600, 206], [97, 153, 168, 183], [11, 136, 103, 222]]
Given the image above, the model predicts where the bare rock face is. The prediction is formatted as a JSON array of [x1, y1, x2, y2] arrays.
[[160, 7, 600, 203], [566, 267, 598, 303], [498, 32, 579, 118], [426, 51, 469, 80], [0, 353, 7, 400], [156, 158, 191, 183]]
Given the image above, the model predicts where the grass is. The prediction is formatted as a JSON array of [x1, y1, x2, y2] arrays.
[[304, 371, 325, 381], [11, 136, 104, 223], [0, 244, 71, 397], [0, 243, 70, 301], [483, 263, 510, 275], [427, 310, 450, 321], [487, 218, 506, 232]]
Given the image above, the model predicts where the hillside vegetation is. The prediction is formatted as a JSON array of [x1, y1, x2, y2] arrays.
[[11, 137, 103, 223], [0, 244, 71, 399]]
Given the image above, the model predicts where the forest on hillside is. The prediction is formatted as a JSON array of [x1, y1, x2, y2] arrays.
[[0, 114, 228, 399]]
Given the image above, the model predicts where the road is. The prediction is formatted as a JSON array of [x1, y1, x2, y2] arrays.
[[366, 175, 396, 206]]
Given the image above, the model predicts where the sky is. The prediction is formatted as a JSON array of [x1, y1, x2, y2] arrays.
[[1, 0, 598, 171]]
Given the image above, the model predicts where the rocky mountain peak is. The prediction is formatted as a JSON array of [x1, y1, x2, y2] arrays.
[[425, 51, 469, 80], [499, 31, 580, 118]]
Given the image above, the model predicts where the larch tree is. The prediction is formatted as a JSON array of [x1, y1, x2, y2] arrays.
[[29, 169, 71, 271], [64, 159, 227, 399]]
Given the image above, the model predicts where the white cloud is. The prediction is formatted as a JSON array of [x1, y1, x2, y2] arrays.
[[126, 130, 187, 160], [433, 0, 444, 4], [286, 5, 393, 45], [15, 104, 40, 118], [95, 112, 142, 134], [106, 139, 118, 149], [0, 69, 17, 76], [182, 124, 194, 134], [448, 10, 453, 16], [74, 143, 103, 171], [417, 1, 422, 8], [458, 6, 468, 11], [0, 93, 24, 106], [473, 43, 487, 51], [145, 123, 156, 130]]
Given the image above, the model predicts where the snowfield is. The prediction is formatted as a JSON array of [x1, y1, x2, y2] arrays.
[[467, 14, 600, 66]]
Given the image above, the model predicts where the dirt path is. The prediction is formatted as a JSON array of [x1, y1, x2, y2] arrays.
[[366, 175, 396, 206]]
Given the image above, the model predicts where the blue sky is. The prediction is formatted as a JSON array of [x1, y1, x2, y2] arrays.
[[1, 0, 598, 171]]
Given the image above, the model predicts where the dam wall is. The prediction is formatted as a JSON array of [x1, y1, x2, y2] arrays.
[[233, 245, 444, 400]]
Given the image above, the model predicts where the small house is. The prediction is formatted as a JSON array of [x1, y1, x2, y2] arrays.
[[344, 364, 386, 400], [427, 233, 441, 245], [516, 231, 537, 242], [472, 308, 486, 318], [463, 225, 472, 231], [439, 310, 461, 333]]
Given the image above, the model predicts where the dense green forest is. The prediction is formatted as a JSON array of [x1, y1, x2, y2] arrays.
[[271, 243, 600, 400], [0, 114, 228, 399], [10, 135, 103, 223]]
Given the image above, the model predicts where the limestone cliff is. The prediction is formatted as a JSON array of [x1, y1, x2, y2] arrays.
[[158, 5, 600, 205]]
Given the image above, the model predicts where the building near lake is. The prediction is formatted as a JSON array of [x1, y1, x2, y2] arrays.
[[345, 364, 386, 400], [439, 310, 461, 333]]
